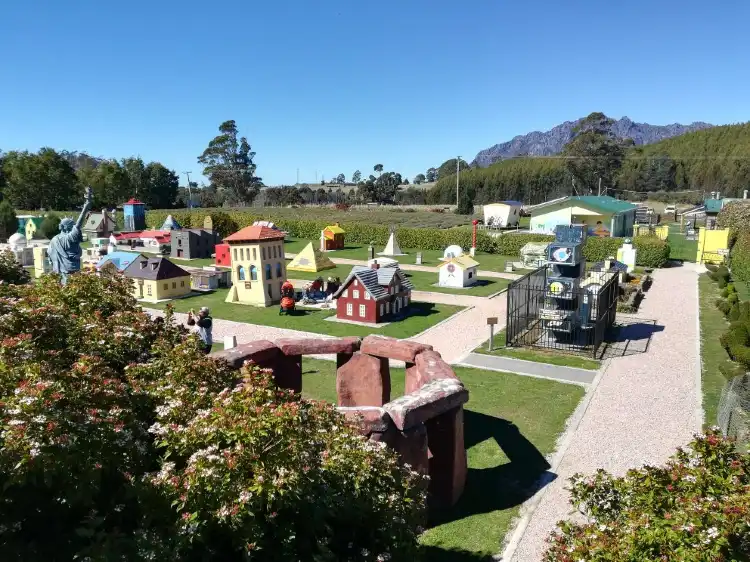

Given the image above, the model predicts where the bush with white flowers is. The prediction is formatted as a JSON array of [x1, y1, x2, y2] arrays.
[[545, 430, 750, 561], [0, 273, 426, 560]]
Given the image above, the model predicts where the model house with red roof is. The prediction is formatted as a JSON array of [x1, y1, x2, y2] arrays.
[[332, 261, 413, 323], [113, 230, 171, 252], [224, 222, 287, 306]]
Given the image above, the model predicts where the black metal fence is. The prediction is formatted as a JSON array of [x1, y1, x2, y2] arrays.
[[505, 266, 619, 358]]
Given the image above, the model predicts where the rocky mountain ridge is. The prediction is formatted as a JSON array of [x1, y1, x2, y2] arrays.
[[471, 116, 713, 168]]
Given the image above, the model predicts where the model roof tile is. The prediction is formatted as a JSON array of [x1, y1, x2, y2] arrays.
[[224, 225, 286, 243], [122, 256, 189, 281]]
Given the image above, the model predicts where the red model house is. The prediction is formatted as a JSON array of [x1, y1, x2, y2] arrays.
[[215, 243, 231, 267], [332, 262, 413, 324]]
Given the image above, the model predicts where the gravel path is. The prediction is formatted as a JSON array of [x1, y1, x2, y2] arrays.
[[286, 253, 521, 280], [411, 293, 508, 364], [506, 264, 702, 561]]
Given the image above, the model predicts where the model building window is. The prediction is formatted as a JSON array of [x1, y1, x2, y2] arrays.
[[364, 292, 370, 300], [468, 271, 473, 279], [163, 283, 168, 290], [343, 289, 348, 297], [359, 304, 366, 318], [276, 262, 282, 278], [250, 265, 257, 281], [238, 266, 246, 281], [262, 247, 266, 260], [265, 264, 272, 280], [172, 282, 176, 289], [267, 284, 272, 298], [253, 248, 257, 260], [147, 285, 152, 296], [380, 304, 384, 316], [233, 248, 238, 260], [181, 280, 185, 287], [353, 290, 359, 299], [346, 303, 353, 316]]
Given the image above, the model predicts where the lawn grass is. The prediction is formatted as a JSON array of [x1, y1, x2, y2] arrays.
[[473, 330, 601, 370], [699, 273, 733, 426], [286, 262, 510, 297], [283, 237, 525, 273], [299, 358, 585, 559], [149, 288, 462, 339], [171, 257, 217, 268]]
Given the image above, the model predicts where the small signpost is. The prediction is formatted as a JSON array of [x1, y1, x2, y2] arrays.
[[416, 251, 423, 265], [487, 316, 498, 351]]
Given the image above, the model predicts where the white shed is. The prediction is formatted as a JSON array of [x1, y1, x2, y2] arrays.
[[438, 255, 480, 288], [483, 201, 523, 228]]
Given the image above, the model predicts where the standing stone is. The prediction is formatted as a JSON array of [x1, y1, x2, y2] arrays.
[[336, 352, 391, 407], [425, 406, 468, 507], [415, 251, 423, 265], [394, 424, 429, 475]]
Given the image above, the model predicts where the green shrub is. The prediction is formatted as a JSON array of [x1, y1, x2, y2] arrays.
[[706, 263, 719, 273], [730, 231, 750, 282], [717, 299, 731, 316], [545, 430, 750, 562], [631, 236, 670, 268], [729, 303, 741, 321], [728, 292, 740, 305], [727, 283, 736, 294], [0, 250, 30, 285], [39, 215, 61, 239], [0, 274, 426, 560], [721, 287, 730, 298], [582, 237, 622, 262], [717, 200, 750, 230]]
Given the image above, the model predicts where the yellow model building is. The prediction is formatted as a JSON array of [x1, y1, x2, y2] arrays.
[[122, 256, 192, 303], [223, 224, 287, 306]]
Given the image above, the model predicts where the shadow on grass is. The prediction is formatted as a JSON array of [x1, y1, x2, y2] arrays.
[[597, 318, 665, 358], [428, 410, 553, 527], [395, 301, 443, 320], [420, 546, 495, 561]]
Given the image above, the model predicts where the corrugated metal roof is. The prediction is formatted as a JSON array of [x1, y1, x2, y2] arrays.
[[533, 195, 637, 215]]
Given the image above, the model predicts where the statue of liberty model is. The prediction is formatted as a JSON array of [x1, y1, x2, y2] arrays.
[[48, 186, 93, 283]]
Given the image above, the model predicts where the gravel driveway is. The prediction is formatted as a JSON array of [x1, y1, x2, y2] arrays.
[[506, 264, 702, 561]]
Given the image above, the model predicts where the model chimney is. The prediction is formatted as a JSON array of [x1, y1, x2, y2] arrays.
[[370, 260, 380, 270]]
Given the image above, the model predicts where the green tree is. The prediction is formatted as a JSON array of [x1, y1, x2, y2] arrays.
[[437, 158, 469, 180], [121, 157, 147, 199], [413, 173, 426, 184], [334, 173, 345, 184], [0, 200, 17, 241], [144, 162, 179, 208], [352, 170, 362, 184], [562, 112, 629, 193], [39, 215, 61, 239], [455, 186, 474, 215], [373, 164, 384, 176], [78, 159, 131, 208], [198, 120, 262, 205], [425, 167, 438, 183], [2, 148, 78, 210]]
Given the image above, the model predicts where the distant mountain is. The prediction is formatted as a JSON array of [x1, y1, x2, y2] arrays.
[[471, 116, 713, 168]]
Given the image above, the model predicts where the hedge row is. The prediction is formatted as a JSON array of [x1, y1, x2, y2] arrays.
[[731, 231, 750, 282], [142, 210, 670, 266]]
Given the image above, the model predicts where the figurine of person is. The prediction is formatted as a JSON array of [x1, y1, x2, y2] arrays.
[[187, 307, 213, 354], [48, 186, 93, 283]]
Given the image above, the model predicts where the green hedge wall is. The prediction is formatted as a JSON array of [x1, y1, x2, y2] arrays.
[[730, 231, 750, 282], [143, 209, 670, 266]]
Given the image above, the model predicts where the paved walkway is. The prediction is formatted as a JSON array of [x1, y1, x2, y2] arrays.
[[459, 353, 597, 385], [285, 252, 522, 280], [506, 264, 702, 561]]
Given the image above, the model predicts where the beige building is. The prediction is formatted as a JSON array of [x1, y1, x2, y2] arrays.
[[224, 224, 287, 306], [122, 256, 192, 303]]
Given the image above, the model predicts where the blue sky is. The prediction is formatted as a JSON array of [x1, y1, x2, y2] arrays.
[[1, 0, 748, 186]]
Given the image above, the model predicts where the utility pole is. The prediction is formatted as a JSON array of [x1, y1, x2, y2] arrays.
[[183, 171, 192, 209], [598, 177, 602, 196], [456, 156, 461, 205]]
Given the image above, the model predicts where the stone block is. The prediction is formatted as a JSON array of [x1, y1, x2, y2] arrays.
[[274, 353, 302, 393], [336, 352, 391, 407], [415, 350, 459, 384], [394, 424, 429, 475], [275, 336, 361, 356], [338, 406, 393, 435], [360, 335, 433, 363], [210, 340, 278, 370], [425, 406, 467, 507], [405, 363, 421, 394], [384, 379, 468, 431]]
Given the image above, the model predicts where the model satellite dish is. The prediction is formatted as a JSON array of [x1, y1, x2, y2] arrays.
[[443, 245, 464, 260]]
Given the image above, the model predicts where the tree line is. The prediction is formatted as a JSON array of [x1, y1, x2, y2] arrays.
[[427, 116, 750, 206]]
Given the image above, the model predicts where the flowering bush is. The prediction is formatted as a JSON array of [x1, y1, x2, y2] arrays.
[[545, 430, 750, 561], [0, 272, 426, 560], [0, 249, 30, 284]]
